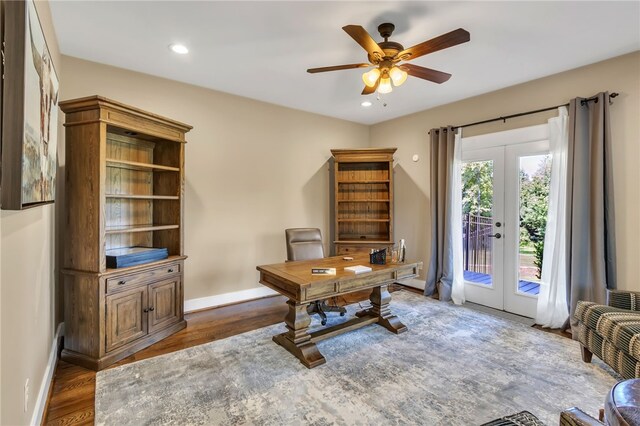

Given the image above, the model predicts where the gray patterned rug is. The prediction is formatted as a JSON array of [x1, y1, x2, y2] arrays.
[[95, 291, 617, 425]]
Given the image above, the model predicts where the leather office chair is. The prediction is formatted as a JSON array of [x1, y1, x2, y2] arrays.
[[285, 228, 346, 325]]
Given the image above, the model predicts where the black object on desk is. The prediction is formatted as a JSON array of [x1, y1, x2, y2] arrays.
[[369, 248, 387, 265]]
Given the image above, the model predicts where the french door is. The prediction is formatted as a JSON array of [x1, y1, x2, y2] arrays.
[[460, 125, 550, 318]]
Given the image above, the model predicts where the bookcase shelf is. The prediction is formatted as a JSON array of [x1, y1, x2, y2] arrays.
[[330, 148, 396, 255], [106, 158, 180, 172], [337, 199, 390, 203], [105, 194, 180, 200], [337, 179, 390, 184], [60, 96, 192, 371], [105, 224, 180, 234], [337, 219, 390, 223], [104, 255, 185, 274]]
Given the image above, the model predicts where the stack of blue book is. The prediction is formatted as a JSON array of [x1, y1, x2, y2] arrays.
[[106, 246, 169, 268]]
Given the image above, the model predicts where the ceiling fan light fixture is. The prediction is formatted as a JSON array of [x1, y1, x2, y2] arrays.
[[307, 23, 470, 95], [362, 68, 381, 87], [378, 77, 393, 94], [389, 66, 408, 87]]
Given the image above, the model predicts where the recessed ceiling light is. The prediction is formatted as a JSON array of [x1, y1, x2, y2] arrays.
[[361, 101, 372, 107], [169, 44, 189, 54]]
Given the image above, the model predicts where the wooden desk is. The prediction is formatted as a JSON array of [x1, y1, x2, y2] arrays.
[[256, 254, 422, 368]]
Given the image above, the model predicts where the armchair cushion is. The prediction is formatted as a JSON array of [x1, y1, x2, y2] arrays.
[[575, 302, 640, 360], [575, 294, 640, 379]]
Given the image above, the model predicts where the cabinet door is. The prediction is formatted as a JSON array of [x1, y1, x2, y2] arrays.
[[105, 286, 148, 352], [148, 277, 182, 333]]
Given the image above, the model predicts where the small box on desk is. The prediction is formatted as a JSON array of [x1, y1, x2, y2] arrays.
[[106, 247, 169, 268], [369, 248, 387, 265]]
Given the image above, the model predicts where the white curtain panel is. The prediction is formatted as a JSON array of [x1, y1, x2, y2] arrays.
[[451, 131, 465, 305], [536, 107, 570, 328]]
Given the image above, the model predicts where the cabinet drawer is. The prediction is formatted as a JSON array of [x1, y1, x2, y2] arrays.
[[107, 263, 181, 293], [339, 271, 395, 292], [336, 246, 367, 255], [305, 282, 337, 301], [336, 245, 391, 255]]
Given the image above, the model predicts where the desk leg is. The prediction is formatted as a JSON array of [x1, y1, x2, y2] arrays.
[[357, 285, 408, 334], [273, 299, 326, 368]]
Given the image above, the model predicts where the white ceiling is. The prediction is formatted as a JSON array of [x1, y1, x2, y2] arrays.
[[49, 1, 640, 125]]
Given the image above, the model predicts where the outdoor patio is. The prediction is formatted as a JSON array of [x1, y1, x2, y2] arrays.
[[463, 270, 541, 295]]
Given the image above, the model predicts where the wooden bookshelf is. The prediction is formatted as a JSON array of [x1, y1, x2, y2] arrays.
[[59, 96, 192, 370], [330, 148, 396, 256]]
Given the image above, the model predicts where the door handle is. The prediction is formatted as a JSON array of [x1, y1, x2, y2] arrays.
[[488, 233, 502, 239]]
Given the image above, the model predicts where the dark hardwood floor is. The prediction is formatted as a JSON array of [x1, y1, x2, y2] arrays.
[[43, 285, 568, 425]]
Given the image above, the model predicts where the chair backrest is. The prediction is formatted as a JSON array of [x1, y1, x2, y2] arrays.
[[285, 228, 324, 261]]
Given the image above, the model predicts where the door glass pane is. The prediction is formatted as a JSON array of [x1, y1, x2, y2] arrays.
[[517, 154, 551, 296], [462, 160, 494, 287]]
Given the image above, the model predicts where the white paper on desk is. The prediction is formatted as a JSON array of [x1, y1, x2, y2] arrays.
[[344, 265, 373, 274]]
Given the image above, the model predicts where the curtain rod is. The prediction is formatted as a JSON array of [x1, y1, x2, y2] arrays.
[[431, 92, 619, 133]]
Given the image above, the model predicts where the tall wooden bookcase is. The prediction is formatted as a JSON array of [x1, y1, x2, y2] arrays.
[[331, 148, 396, 255], [59, 96, 192, 370]]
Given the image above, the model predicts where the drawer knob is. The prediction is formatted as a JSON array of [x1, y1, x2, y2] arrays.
[[149, 306, 155, 311], [118, 280, 126, 285], [143, 308, 149, 313], [168, 268, 174, 273]]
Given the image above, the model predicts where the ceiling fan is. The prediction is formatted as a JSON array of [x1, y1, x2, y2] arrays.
[[307, 23, 470, 95]]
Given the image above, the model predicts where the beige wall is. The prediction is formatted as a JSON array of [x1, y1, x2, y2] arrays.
[[0, 1, 62, 424], [60, 56, 370, 301], [370, 51, 640, 291]]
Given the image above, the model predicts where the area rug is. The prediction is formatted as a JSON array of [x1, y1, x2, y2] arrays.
[[95, 291, 617, 425]]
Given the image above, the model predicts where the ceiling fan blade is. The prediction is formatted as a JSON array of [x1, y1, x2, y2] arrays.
[[361, 78, 380, 95], [395, 28, 470, 61], [400, 64, 452, 84], [307, 63, 372, 73], [342, 25, 384, 62]]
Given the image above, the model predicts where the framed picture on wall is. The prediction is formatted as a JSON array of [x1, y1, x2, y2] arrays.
[[1, 0, 59, 210]]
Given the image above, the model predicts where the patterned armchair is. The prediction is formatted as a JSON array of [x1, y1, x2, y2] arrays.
[[574, 290, 640, 379]]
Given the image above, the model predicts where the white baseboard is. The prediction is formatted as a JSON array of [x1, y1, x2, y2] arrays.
[[31, 322, 64, 426], [184, 287, 278, 313]]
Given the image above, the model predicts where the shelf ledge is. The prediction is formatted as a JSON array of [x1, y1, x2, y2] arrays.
[[335, 240, 394, 244], [337, 219, 390, 222], [337, 180, 389, 184], [105, 224, 180, 234], [106, 158, 180, 172], [337, 199, 390, 203], [106, 194, 179, 200]]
